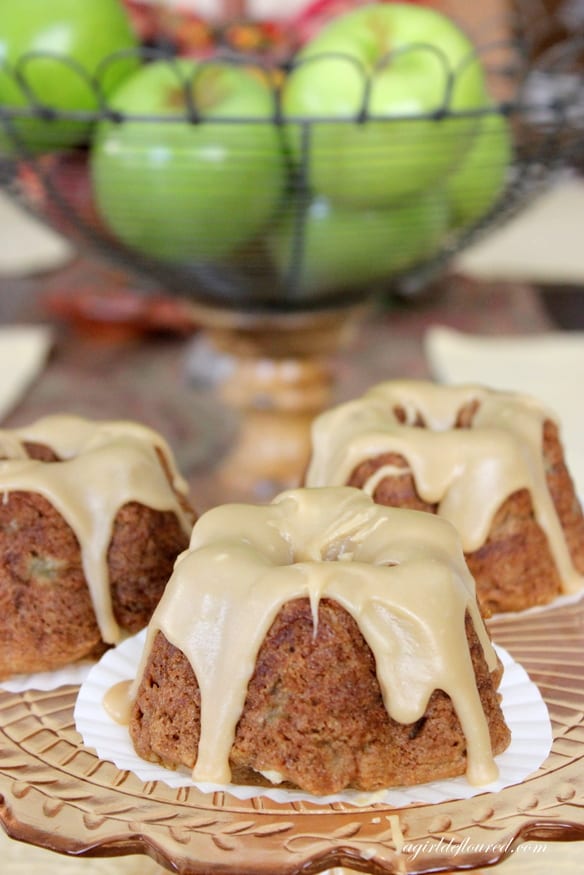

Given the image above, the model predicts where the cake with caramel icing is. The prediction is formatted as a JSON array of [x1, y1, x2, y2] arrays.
[[121, 487, 510, 795], [0, 414, 196, 679], [305, 380, 584, 615]]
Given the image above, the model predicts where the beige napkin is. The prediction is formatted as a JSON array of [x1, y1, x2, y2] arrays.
[[425, 325, 584, 494], [0, 192, 74, 277], [453, 175, 584, 284], [0, 325, 53, 422]]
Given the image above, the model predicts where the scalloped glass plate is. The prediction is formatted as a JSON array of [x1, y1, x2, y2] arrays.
[[73, 634, 552, 806], [0, 598, 583, 875]]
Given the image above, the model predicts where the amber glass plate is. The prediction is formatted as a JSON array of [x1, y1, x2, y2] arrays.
[[0, 599, 583, 875]]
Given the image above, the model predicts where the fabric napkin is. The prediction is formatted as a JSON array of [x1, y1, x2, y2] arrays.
[[453, 175, 584, 284], [0, 324, 53, 422], [0, 191, 74, 278], [425, 326, 584, 495]]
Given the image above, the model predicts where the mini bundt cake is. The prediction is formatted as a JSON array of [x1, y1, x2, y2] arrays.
[[0, 414, 196, 679], [305, 380, 584, 615], [122, 487, 511, 795]]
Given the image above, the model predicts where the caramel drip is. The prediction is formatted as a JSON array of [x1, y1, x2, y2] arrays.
[[130, 487, 501, 789], [0, 415, 193, 644], [306, 380, 583, 594], [104, 679, 133, 725]]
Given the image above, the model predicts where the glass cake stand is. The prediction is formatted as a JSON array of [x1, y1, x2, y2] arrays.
[[0, 596, 583, 875]]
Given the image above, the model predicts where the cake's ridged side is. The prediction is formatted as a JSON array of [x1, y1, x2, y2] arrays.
[[107, 502, 192, 634], [543, 420, 584, 575], [0, 425, 195, 678], [129, 600, 510, 796], [130, 629, 202, 771], [22, 441, 60, 462], [348, 451, 437, 514], [464, 489, 562, 614], [0, 491, 189, 679], [348, 415, 582, 614], [0, 491, 104, 677]]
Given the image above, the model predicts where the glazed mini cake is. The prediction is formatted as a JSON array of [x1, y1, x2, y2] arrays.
[[305, 380, 584, 614], [121, 486, 510, 796], [0, 414, 196, 678]]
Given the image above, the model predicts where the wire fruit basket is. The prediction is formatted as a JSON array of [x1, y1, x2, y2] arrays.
[[0, 0, 582, 318]]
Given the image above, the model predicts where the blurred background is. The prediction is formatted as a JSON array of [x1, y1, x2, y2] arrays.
[[2, 0, 584, 499], [1, 0, 584, 872]]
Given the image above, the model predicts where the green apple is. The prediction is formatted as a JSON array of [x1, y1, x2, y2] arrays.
[[0, 0, 139, 154], [91, 59, 286, 264], [282, 2, 489, 208], [447, 109, 512, 229], [266, 190, 449, 299]]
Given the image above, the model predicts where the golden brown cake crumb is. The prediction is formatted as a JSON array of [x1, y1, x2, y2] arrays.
[[126, 487, 511, 795], [308, 381, 584, 614], [130, 604, 510, 795], [0, 416, 196, 678]]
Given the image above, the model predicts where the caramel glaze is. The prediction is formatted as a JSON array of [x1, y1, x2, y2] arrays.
[[122, 486, 504, 789], [305, 380, 584, 596], [0, 415, 193, 645]]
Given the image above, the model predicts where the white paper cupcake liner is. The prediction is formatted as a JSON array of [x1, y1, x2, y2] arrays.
[[74, 630, 552, 808], [1, 660, 95, 693]]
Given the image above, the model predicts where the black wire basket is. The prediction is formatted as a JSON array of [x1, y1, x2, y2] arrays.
[[0, 0, 582, 315]]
